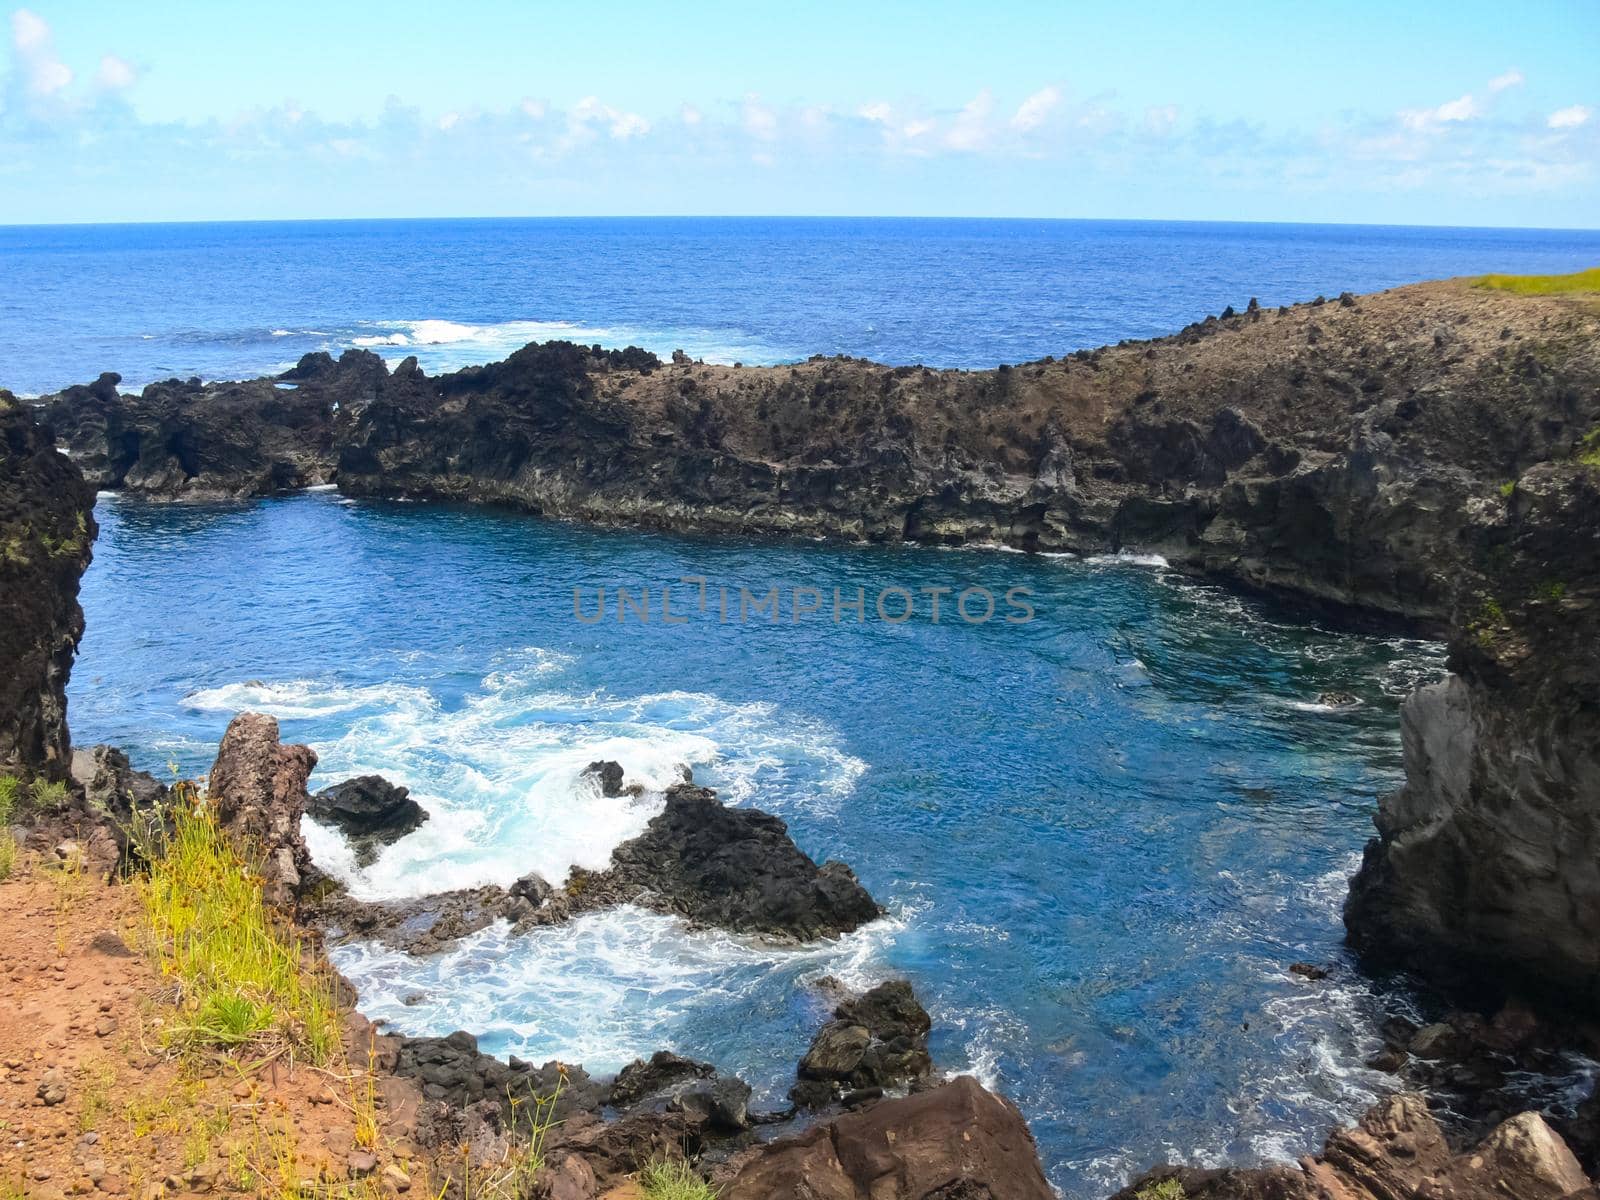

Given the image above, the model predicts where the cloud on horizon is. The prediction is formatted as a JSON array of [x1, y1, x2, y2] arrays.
[[1, 9, 1595, 225]]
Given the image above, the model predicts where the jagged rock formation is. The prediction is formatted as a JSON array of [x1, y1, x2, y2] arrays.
[[1110, 1093, 1594, 1200], [0, 391, 96, 781], [791, 979, 934, 1108], [38, 362, 363, 497], [308, 774, 428, 864], [311, 779, 881, 950], [567, 781, 882, 941], [206, 712, 316, 910], [1346, 463, 1600, 1008]]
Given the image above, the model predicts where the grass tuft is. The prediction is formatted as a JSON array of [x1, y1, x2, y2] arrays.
[[1135, 1179, 1187, 1200], [1471, 267, 1600, 296], [137, 784, 341, 1064], [639, 1158, 719, 1200], [0, 777, 15, 881]]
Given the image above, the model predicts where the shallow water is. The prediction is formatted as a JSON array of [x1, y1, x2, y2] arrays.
[[72, 491, 1447, 1196]]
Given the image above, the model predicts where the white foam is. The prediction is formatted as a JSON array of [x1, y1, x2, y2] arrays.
[[329, 903, 901, 1074], [1085, 550, 1172, 568], [340, 316, 791, 370], [187, 648, 865, 902], [183, 679, 438, 722]]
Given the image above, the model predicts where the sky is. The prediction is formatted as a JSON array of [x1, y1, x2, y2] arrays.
[[0, 0, 1596, 226]]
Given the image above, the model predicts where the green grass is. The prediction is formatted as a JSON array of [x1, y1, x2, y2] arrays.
[[1135, 1180, 1186, 1200], [138, 786, 342, 1064], [0, 776, 15, 880], [1578, 427, 1600, 469], [639, 1159, 718, 1200], [1472, 266, 1600, 296]]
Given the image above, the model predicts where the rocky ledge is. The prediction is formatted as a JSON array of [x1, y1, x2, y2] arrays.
[[36, 280, 1600, 630]]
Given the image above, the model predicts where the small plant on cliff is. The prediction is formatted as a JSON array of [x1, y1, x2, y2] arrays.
[[639, 1158, 719, 1200], [0, 777, 16, 880], [138, 784, 340, 1064], [1577, 427, 1600, 470], [1134, 1179, 1187, 1200]]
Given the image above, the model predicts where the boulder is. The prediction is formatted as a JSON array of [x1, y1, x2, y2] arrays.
[[793, 980, 934, 1108], [206, 713, 316, 910], [308, 774, 428, 864], [581, 760, 626, 798], [1112, 1094, 1596, 1200], [394, 1031, 602, 1130], [719, 1076, 1054, 1200]]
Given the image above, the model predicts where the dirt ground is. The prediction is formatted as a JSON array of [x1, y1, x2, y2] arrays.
[[0, 850, 422, 1200]]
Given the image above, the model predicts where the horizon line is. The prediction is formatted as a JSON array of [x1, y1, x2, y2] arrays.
[[3, 213, 1600, 236]]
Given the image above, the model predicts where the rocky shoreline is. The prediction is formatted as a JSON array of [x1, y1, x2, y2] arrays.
[[4, 274, 1599, 1196]]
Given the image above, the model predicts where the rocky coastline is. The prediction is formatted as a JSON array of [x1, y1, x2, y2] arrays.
[[4, 273, 1599, 1196]]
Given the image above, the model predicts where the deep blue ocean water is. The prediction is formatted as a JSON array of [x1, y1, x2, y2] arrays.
[[31, 218, 1599, 1195], [3, 217, 1599, 395]]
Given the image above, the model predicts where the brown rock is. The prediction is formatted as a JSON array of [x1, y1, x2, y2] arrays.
[[207, 713, 316, 910], [721, 1076, 1054, 1200]]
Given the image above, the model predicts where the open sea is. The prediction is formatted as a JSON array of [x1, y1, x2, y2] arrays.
[[18, 217, 1600, 1195]]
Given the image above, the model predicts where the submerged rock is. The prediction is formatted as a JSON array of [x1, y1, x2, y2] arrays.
[[308, 774, 428, 864]]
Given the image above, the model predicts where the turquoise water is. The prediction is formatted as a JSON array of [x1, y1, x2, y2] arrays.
[[72, 492, 1444, 1195], [5, 216, 1600, 394]]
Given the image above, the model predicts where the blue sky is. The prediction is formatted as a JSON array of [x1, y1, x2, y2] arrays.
[[2, 0, 1596, 226]]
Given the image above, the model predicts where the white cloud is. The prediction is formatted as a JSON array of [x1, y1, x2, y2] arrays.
[[437, 111, 460, 132], [93, 53, 137, 90], [1488, 69, 1525, 93], [520, 98, 547, 120], [857, 101, 892, 124], [1010, 85, 1061, 132], [742, 93, 777, 140], [11, 9, 73, 97], [1144, 104, 1179, 135], [1398, 92, 1480, 132], [679, 103, 703, 126], [1548, 105, 1592, 130], [570, 96, 650, 140], [944, 88, 994, 151]]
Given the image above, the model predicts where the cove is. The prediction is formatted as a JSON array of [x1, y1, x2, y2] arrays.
[[71, 490, 1445, 1197]]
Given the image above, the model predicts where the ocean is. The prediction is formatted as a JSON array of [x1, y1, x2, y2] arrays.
[[25, 217, 1600, 1196], [4, 217, 1599, 395]]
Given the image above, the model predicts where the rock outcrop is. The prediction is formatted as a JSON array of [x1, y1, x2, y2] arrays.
[[568, 782, 882, 941], [791, 979, 934, 1108], [718, 1075, 1055, 1200], [206, 712, 316, 909], [312, 780, 881, 950], [37, 358, 367, 498], [308, 774, 428, 864], [39, 282, 1600, 631], [1346, 463, 1600, 1008], [1111, 1093, 1595, 1200], [0, 392, 96, 781]]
